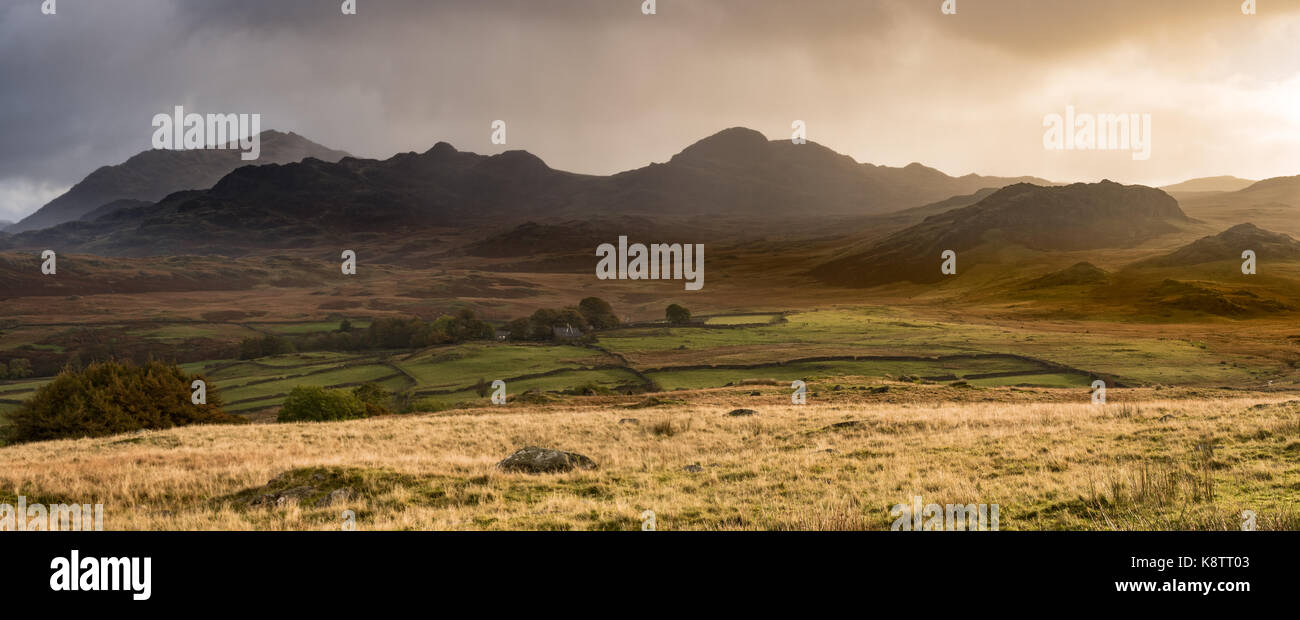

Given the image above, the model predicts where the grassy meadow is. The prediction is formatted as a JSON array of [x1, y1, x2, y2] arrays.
[[2, 304, 1298, 530], [1, 390, 1297, 530]]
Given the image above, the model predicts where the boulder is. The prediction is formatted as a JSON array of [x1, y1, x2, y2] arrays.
[[725, 408, 758, 417], [497, 446, 597, 473]]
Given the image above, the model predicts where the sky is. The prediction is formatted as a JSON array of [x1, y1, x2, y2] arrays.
[[2, 0, 1299, 221]]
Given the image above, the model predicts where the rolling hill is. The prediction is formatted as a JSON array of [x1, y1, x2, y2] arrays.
[[1134, 223, 1300, 268], [1161, 176, 1256, 193], [810, 181, 1189, 287], [1177, 175, 1300, 236]]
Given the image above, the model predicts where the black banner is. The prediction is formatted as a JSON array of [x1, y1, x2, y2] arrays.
[[2, 531, 1286, 608]]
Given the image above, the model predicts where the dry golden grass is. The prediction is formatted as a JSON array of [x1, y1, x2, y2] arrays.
[[2, 389, 1298, 531]]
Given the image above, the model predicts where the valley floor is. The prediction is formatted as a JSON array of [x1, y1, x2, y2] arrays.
[[3, 388, 1298, 531]]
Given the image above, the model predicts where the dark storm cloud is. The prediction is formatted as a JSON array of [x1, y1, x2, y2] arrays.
[[1, 0, 1298, 220]]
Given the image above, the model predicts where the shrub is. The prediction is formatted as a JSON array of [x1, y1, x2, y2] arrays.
[[277, 386, 366, 422], [666, 304, 691, 325], [8, 358, 33, 378], [351, 383, 391, 416], [3, 360, 241, 444]]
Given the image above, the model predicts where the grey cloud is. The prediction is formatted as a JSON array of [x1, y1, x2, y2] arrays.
[[1, 0, 1297, 220]]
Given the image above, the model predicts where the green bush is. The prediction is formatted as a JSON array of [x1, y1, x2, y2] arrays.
[[6, 358, 33, 379], [666, 304, 691, 325], [3, 360, 241, 444], [277, 386, 366, 422], [351, 383, 391, 416]]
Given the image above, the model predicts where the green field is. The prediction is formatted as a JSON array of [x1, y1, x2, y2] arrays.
[[169, 344, 627, 413], [221, 364, 397, 403], [135, 324, 262, 341], [644, 356, 1082, 390], [395, 344, 610, 391], [598, 308, 1264, 386], [0, 306, 1280, 420], [410, 367, 646, 410], [702, 314, 782, 325], [0, 377, 53, 421]]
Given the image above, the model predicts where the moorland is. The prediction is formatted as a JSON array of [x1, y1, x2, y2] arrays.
[[2, 128, 1298, 529]]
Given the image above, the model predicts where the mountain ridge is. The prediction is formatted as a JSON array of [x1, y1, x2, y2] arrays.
[[810, 180, 1189, 287], [0, 127, 1059, 257], [5, 130, 351, 233]]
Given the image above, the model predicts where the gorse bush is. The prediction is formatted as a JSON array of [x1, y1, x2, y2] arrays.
[[277, 386, 367, 422], [3, 360, 242, 444]]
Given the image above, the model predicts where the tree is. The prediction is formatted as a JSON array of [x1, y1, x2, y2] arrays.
[[339, 318, 353, 333], [528, 308, 560, 340], [666, 304, 691, 325], [8, 358, 32, 379], [506, 318, 530, 341], [351, 383, 391, 416], [555, 308, 590, 332], [4, 360, 241, 444], [578, 297, 620, 329], [238, 335, 294, 360], [277, 386, 366, 422]]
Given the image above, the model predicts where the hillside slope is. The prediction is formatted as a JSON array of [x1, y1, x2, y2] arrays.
[[6, 131, 350, 233], [811, 181, 1188, 287]]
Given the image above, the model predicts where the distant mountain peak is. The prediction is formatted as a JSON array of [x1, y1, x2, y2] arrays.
[[1161, 175, 1256, 193], [1136, 222, 1300, 268], [1240, 174, 1300, 192], [425, 141, 458, 156], [6, 130, 350, 233], [812, 181, 1187, 287], [1224, 222, 1264, 234], [492, 149, 548, 167], [670, 127, 771, 163]]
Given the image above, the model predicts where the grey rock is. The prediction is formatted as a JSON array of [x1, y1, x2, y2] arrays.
[[725, 408, 758, 417], [497, 446, 598, 473]]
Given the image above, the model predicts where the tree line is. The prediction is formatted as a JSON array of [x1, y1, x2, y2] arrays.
[[235, 297, 652, 357]]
